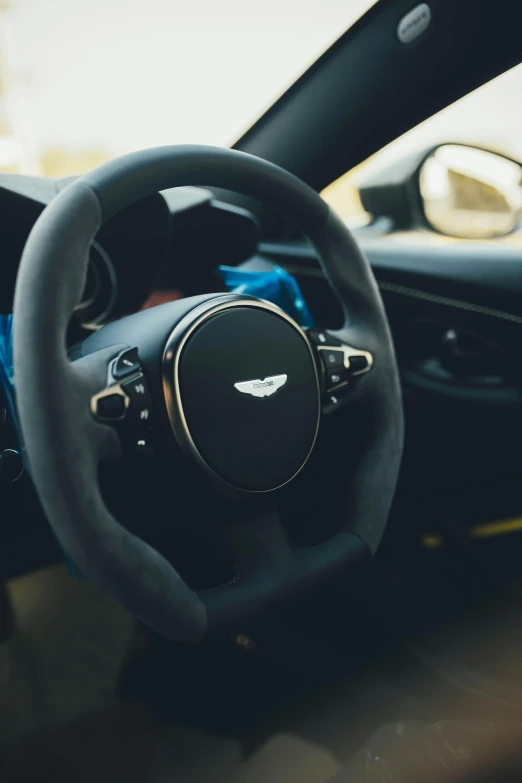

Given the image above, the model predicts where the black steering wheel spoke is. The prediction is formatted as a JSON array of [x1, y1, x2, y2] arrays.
[[216, 502, 296, 576], [203, 501, 299, 631]]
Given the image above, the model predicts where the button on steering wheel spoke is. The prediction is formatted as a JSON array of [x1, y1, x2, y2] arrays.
[[306, 327, 374, 412], [79, 345, 156, 460], [68, 346, 126, 464]]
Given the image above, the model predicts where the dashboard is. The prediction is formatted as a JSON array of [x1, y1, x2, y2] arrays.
[[0, 174, 259, 335]]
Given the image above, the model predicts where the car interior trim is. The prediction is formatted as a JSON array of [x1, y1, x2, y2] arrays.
[[76, 239, 118, 331], [377, 281, 522, 326], [266, 260, 522, 326]]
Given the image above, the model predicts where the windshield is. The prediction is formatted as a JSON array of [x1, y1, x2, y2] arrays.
[[0, 0, 374, 177]]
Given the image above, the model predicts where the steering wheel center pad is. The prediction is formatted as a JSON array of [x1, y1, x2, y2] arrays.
[[170, 300, 320, 492]]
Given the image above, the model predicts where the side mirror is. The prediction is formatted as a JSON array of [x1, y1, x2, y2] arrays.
[[418, 144, 522, 239], [358, 143, 522, 240]]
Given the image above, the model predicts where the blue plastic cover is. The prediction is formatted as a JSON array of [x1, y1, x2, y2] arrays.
[[218, 265, 315, 328], [0, 314, 17, 437]]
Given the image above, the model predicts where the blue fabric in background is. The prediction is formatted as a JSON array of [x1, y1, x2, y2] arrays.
[[218, 265, 315, 328], [0, 314, 18, 439]]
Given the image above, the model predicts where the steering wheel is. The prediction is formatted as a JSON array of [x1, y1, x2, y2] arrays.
[[13, 146, 403, 643]]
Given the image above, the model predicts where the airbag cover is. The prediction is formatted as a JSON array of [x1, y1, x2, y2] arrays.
[[178, 307, 319, 491]]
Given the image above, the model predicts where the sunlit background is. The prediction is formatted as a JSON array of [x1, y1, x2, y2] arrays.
[[0, 0, 373, 176], [1, 0, 522, 229]]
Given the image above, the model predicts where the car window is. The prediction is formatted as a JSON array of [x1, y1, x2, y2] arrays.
[[0, 0, 375, 176], [322, 61, 522, 241]]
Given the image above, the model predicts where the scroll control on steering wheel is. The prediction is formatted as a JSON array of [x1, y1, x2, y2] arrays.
[[90, 347, 154, 454], [306, 329, 373, 405]]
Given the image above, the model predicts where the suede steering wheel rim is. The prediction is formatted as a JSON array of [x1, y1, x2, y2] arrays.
[[13, 146, 403, 643]]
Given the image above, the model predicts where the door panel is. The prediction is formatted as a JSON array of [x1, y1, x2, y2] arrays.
[[258, 236, 522, 495]]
